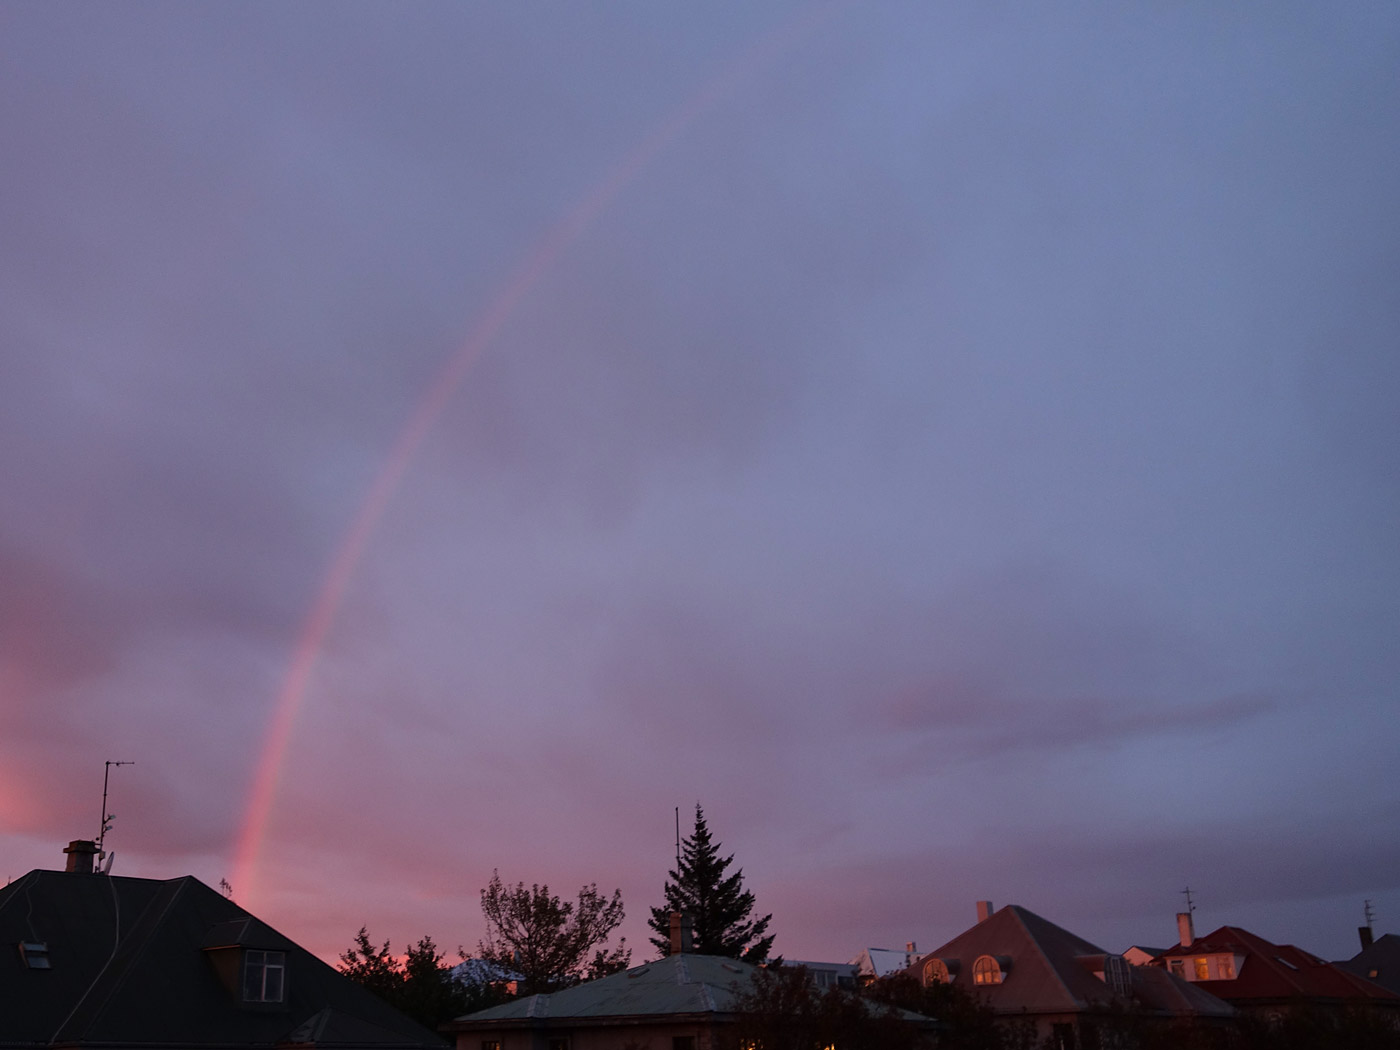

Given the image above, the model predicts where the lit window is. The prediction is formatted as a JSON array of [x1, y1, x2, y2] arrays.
[[482, 1043, 502, 1050], [973, 955, 1003, 985], [923, 958, 950, 986], [243, 950, 286, 1002], [1193, 957, 1209, 981], [1217, 956, 1235, 980]]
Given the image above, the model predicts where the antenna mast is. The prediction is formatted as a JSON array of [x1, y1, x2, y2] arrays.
[[675, 806, 681, 871], [1181, 886, 1196, 916], [97, 760, 135, 860]]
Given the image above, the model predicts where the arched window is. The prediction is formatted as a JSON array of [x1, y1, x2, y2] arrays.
[[1103, 954, 1132, 997], [972, 955, 1003, 985], [922, 958, 950, 986]]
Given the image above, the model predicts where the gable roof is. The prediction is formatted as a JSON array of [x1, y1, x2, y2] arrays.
[[446, 953, 756, 1031], [850, 947, 919, 978], [0, 868, 444, 1048], [1159, 926, 1400, 1006]]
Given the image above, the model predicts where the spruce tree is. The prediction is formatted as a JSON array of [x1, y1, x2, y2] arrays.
[[648, 804, 775, 963]]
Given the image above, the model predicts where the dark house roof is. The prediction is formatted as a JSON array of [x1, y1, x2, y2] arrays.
[[445, 953, 756, 1033], [1339, 933, 1400, 996], [910, 905, 1232, 1020], [446, 953, 936, 1038], [1158, 926, 1400, 1008], [0, 867, 445, 1049]]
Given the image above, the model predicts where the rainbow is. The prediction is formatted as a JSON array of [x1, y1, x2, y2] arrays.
[[230, 3, 840, 909]]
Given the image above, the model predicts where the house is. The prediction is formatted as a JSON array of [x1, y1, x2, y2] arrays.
[[446, 915, 935, 1050], [1121, 945, 1167, 967], [783, 958, 858, 991], [849, 942, 921, 982], [907, 901, 1233, 1050], [443, 951, 757, 1050], [1154, 920, 1400, 1019], [1338, 931, 1400, 996], [0, 840, 444, 1049]]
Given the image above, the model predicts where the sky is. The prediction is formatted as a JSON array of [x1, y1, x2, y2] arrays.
[[2, 2, 1398, 970]]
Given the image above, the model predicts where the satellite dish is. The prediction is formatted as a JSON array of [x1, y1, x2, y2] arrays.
[[101, 851, 116, 875]]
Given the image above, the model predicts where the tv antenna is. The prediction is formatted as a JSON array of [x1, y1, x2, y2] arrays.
[[1181, 886, 1196, 916], [97, 760, 135, 861], [1364, 899, 1375, 929], [674, 806, 681, 871]]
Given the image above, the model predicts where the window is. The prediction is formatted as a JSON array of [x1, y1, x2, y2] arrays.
[[923, 958, 950, 986], [243, 950, 286, 1002], [973, 955, 1003, 985], [19, 942, 50, 970], [1102, 954, 1131, 997], [1217, 956, 1236, 980], [1193, 957, 1209, 981], [482, 1043, 502, 1050], [1168, 958, 1184, 977]]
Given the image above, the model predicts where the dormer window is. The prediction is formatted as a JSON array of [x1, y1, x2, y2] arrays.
[[1103, 954, 1131, 996], [923, 958, 951, 986], [243, 949, 286, 1002], [973, 955, 1004, 985], [19, 942, 51, 969]]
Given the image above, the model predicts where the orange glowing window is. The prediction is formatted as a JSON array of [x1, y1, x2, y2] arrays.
[[973, 955, 1003, 985], [923, 958, 950, 985], [1194, 957, 1209, 981]]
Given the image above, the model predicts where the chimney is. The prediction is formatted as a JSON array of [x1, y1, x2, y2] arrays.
[[63, 839, 99, 874], [1360, 926, 1375, 951], [976, 901, 994, 923], [905, 941, 918, 966], [1177, 912, 1195, 948], [669, 911, 693, 955]]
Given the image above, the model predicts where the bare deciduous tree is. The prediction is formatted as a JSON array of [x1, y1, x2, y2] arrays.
[[475, 870, 629, 994]]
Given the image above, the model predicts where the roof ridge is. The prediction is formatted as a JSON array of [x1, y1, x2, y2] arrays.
[[1004, 905, 1099, 1010]]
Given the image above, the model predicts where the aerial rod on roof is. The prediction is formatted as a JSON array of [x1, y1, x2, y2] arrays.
[[1181, 886, 1196, 916], [1364, 899, 1375, 930], [675, 806, 681, 872], [96, 759, 135, 861]]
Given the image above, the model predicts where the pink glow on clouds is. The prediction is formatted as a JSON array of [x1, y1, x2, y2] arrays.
[[231, 2, 842, 912], [2, 2, 1397, 969]]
